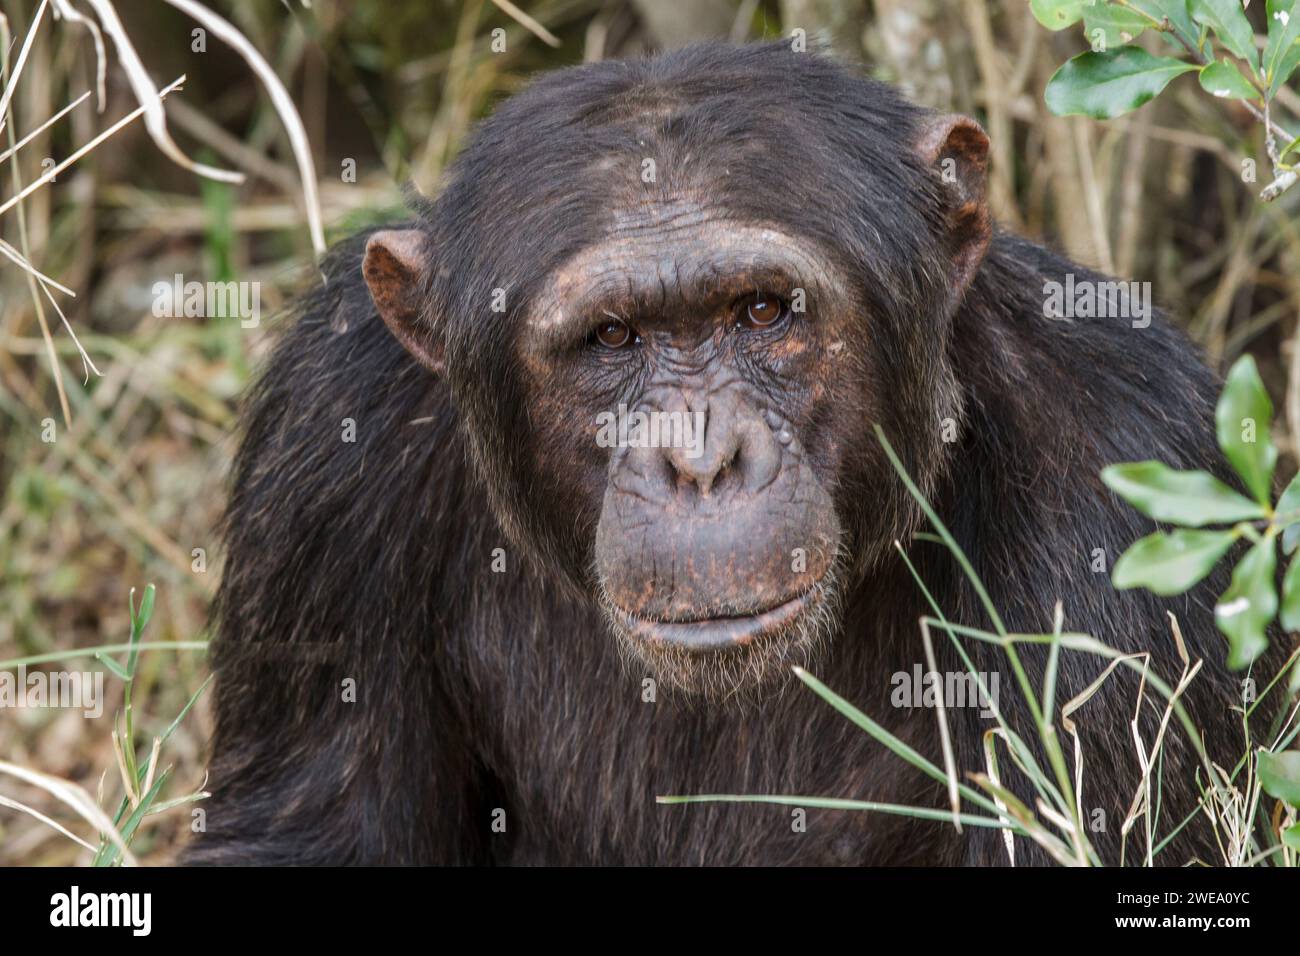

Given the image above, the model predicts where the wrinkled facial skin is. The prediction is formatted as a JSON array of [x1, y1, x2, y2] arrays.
[[360, 48, 986, 702], [518, 199, 865, 696]]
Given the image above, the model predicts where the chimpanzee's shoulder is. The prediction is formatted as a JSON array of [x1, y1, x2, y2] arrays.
[[980, 231, 1217, 392]]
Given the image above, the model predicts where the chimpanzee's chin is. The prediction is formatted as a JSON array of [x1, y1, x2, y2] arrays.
[[599, 568, 843, 700]]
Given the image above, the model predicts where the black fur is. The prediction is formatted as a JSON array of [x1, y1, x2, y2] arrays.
[[184, 43, 1284, 866]]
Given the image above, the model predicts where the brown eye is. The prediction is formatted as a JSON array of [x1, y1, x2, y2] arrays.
[[738, 293, 788, 329], [595, 317, 633, 349]]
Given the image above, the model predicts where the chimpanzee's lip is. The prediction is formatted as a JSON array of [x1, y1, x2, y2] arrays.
[[612, 589, 814, 652]]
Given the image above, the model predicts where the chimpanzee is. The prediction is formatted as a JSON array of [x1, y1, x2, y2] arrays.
[[183, 41, 1276, 866]]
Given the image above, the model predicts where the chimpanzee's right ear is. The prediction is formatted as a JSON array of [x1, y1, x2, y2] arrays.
[[362, 228, 445, 374]]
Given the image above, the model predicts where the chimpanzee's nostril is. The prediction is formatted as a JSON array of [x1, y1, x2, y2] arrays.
[[719, 447, 737, 476], [663, 399, 780, 498], [671, 447, 729, 497]]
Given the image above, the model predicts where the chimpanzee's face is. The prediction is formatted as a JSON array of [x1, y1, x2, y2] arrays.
[[515, 200, 861, 694], [361, 44, 989, 698]]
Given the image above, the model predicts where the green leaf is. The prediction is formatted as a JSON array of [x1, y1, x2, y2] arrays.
[[1102, 461, 1266, 525], [1283, 821, 1300, 850], [1284, 522, 1300, 554], [1215, 536, 1277, 669], [126, 583, 155, 679], [160, 674, 213, 746], [90, 676, 212, 866], [1264, 0, 1300, 96], [1192, 0, 1261, 73], [132, 583, 156, 635], [1198, 59, 1260, 98], [1282, 556, 1300, 630], [1278, 471, 1300, 553], [1128, 0, 1204, 49], [1032, 0, 1089, 30], [93, 652, 131, 681], [1258, 749, 1300, 805], [1216, 355, 1277, 505], [1280, 133, 1300, 164], [1113, 529, 1238, 594], [94, 768, 171, 868], [1046, 47, 1199, 118], [1083, 3, 1152, 49]]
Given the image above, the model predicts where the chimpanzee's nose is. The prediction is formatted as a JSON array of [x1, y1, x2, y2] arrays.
[[662, 392, 781, 497]]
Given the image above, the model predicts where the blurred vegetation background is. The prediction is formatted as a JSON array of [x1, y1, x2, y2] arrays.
[[1, 0, 1298, 864]]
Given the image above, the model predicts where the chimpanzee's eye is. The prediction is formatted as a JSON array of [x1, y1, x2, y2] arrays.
[[594, 317, 633, 349], [736, 293, 789, 330]]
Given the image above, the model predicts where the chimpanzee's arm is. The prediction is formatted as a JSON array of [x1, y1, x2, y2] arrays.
[[182, 234, 489, 864]]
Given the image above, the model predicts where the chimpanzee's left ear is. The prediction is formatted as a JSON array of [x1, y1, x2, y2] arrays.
[[362, 228, 445, 374], [914, 114, 991, 294]]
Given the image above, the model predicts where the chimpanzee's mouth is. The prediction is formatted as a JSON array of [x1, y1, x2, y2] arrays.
[[610, 589, 816, 652]]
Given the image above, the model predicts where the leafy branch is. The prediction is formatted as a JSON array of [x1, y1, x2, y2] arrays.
[[1034, 0, 1300, 200], [1104, 355, 1300, 680]]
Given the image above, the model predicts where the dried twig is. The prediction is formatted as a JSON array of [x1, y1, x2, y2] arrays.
[[491, 0, 562, 47]]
